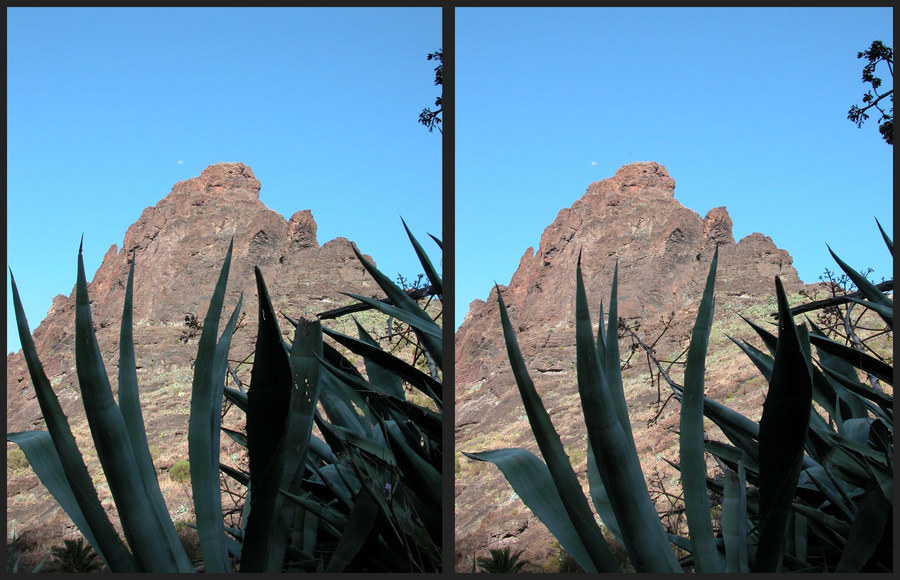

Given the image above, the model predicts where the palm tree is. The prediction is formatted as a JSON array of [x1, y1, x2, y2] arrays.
[[476, 546, 530, 573]]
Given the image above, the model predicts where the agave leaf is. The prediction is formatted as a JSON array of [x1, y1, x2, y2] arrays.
[[462, 449, 603, 573], [826, 245, 893, 329], [791, 512, 808, 564], [347, 242, 442, 369], [704, 440, 760, 476], [844, 295, 894, 322], [400, 216, 442, 297], [800, 462, 857, 521], [427, 232, 442, 249], [298, 508, 319, 563], [820, 367, 892, 422], [7, 431, 107, 569], [188, 239, 240, 573], [806, 321, 870, 421], [223, 385, 248, 411], [808, 333, 893, 385], [754, 277, 814, 572], [672, 383, 762, 463], [321, 325, 441, 405], [720, 457, 749, 573], [220, 462, 250, 486], [242, 269, 324, 572], [841, 417, 874, 445], [313, 350, 441, 444], [351, 319, 405, 398], [337, 446, 411, 561], [341, 292, 442, 340], [331, 424, 396, 466], [245, 266, 293, 496], [116, 255, 193, 572], [325, 488, 380, 572], [322, 340, 366, 381], [679, 247, 723, 572], [730, 336, 774, 381], [280, 489, 349, 530], [498, 281, 624, 572], [874, 217, 892, 256], [74, 242, 184, 572], [383, 420, 441, 505], [222, 426, 248, 447], [585, 437, 623, 543], [740, 314, 778, 356], [790, 503, 852, 541], [318, 368, 372, 435], [264, 316, 325, 571], [574, 258, 681, 572], [8, 268, 135, 572], [601, 263, 636, 454]]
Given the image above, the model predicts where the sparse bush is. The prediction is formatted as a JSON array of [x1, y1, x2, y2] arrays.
[[169, 460, 190, 484], [7, 447, 29, 472]]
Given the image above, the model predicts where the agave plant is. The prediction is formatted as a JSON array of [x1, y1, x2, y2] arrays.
[[218, 222, 443, 572], [7, 220, 442, 573], [465, 219, 892, 573]]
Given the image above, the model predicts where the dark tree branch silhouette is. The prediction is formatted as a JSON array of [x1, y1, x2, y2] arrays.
[[419, 49, 442, 134], [848, 40, 893, 145]]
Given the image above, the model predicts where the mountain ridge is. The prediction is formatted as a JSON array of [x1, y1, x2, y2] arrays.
[[7, 162, 384, 550], [454, 161, 818, 571]]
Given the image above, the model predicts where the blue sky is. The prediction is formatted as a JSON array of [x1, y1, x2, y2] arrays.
[[7, 7, 441, 354], [456, 7, 893, 328]]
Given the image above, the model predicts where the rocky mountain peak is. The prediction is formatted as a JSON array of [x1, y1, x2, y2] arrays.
[[586, 161, 676, 200], [7, 163, 382, 548], [455, 162, 814, 570], [170, 162, 261, 202]]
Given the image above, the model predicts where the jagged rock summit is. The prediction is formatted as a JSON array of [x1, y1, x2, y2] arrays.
[[455, 161, 811, 570], [7, 162, 380, 545]]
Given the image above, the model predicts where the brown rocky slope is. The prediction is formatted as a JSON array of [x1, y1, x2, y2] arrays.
[[455, 162, 821, 571], [7, 162, 387, 552]]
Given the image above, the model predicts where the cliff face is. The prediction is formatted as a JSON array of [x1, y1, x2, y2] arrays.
[[455, 162, 813, 570], [7, 163, 381, 546]]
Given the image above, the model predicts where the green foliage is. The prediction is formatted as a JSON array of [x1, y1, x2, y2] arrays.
[[169, 460, 191, 483], [7, 447, 29, 472], [468, 221, 893, 572], [46, 537, 104, 573], [476, 546, 529, 573], [7, 221, 441, 573]]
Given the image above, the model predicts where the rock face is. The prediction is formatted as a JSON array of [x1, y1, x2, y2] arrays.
[[6, 163, 383, 547], [455, 162, 813, 571]]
